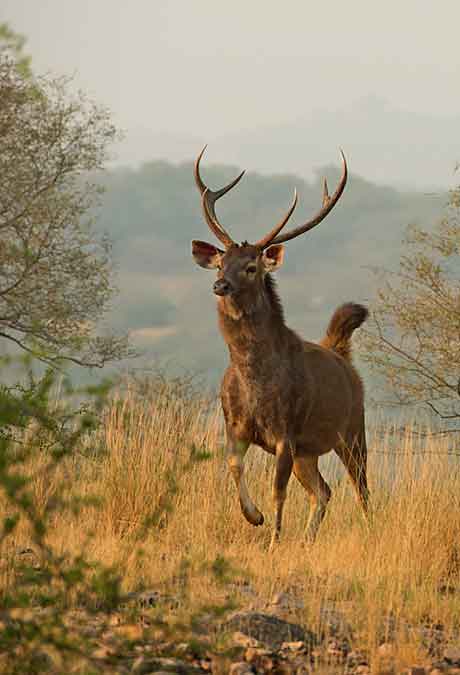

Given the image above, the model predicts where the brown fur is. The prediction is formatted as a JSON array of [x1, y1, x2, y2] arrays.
[[320, 302, 369, 361], [192, 241, 370, 545]]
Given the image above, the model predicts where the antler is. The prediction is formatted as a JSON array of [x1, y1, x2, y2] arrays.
[[254, 189, 298, 249], [194, 147, 347, 250], [194, 145, 245, 248], [262, 151, 348, 247]]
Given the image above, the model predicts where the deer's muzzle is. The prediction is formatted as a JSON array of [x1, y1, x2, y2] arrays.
[[213, 279, 233, 296]]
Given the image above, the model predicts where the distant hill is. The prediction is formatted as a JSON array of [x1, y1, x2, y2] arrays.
[[112, 97, 460, 190], [94, 158, 447, 386], [211, 97, 460, 190]]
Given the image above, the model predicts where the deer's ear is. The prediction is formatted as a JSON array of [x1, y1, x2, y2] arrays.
[[261, 244, 284, 271], [192, 240, 224, 269]]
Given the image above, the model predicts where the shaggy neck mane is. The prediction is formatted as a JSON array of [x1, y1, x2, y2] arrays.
[[263, 273, 284, 324], [217, 273, 288, 366]]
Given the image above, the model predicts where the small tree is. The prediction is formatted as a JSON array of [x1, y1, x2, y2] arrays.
[[360, 182, 460, 422], [0, 22, 31, 77], [0, 54, 129, 367]]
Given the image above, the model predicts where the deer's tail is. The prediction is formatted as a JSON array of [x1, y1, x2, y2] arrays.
[[320, 302, 368, 361]]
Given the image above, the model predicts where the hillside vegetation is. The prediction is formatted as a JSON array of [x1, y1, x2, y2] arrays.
[[1, 376, 459, 672], [95, 160, 445, 382]]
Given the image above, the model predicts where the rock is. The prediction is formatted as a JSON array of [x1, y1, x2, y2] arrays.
[[377, 640, 397, 673], [244, 646, 275, 670], [232, 631, 262, 648], [378, 642, 395, 658], [101, 628, 117, 643], [443, 646, 460, 664], [244, 647, 271, 658], [246, 650, 276, 671], [229, 663, 253, 675], [347, 650, 368, 667], [419, 624, 445, 658], [15, 546, 41, 570], [270, 591, 305, 610], [223, 611, 314, 650], [325, 638, 349, 663], [280, 641, 307, 652], [131, 656, 154, 673], [311, 647, 322, 661], [273, 664, 306, 675], [92, 644, 116, 659], [115, 623, 144, 641], [27, 650, 54, 672], [175, 643, 195, 656], [355, 666, 371, 675], [286, 659, 312, 675], [131, 655, 202, 674], [279, 660, 310, 675], [327, 637, 350, 654], [9, 608, 36, 622], [198, 659, 212, 672], [109, 613, 122, 626]]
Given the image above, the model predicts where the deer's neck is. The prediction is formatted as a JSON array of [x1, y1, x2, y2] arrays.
[[217, 274, 288, 372]]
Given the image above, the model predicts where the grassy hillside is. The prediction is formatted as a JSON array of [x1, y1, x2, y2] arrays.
[[2, 376, 459, 672]]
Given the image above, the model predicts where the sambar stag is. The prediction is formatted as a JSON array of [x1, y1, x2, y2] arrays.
[[191, 147, 369, 547]]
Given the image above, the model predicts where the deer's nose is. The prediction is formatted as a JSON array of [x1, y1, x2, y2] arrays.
[[213, 279, 233, 296]]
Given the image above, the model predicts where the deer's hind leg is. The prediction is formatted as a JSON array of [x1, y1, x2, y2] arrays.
[[269, 441, 293, 549], [335, 422, 370, 518], [227, 436, 264, 526], [293, 451, 331, 542]]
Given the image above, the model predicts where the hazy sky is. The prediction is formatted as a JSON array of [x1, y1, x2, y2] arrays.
[[3, 1, 460, 184]]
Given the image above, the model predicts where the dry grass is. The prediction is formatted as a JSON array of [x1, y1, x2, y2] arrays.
[[1, 376, 460, 669]]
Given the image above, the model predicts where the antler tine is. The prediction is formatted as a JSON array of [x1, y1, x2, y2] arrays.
[[322, 177, 330, 206], [269, 150, 348, 246], [254, 189, 298, 249], [194, 145, 245, 248]]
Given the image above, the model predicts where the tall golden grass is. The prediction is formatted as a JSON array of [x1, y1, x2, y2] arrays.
[[1, 376, 460, 668]]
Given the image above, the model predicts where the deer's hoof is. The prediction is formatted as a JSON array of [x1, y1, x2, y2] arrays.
[[242, 506, 264, 527], [255, 512, 264, 526]]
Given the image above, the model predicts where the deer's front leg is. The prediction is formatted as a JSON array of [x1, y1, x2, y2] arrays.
[[227, 437, 264, 526], [270, 441, 293, 550]]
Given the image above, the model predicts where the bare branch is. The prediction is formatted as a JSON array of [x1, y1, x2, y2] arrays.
[[360, 180, 460, 424]]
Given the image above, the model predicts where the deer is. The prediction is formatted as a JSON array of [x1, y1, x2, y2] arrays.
[[191, 147, 369, 548]]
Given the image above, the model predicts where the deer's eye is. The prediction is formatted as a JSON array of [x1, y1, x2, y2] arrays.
[[246, 265, 257, 275]]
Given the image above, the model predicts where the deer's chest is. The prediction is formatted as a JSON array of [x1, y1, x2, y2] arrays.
[[222, 368, 296, 450]]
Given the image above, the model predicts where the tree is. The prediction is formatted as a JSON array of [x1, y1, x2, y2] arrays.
[[0, 53, 130, 368], [0, 22, 31, 78], [360, 182, 460, 422]]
